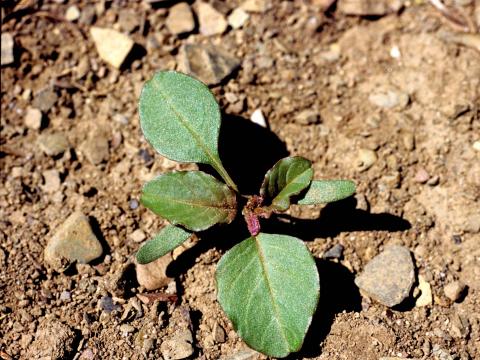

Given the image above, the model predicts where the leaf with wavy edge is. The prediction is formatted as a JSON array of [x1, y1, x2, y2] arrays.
[[136, 225, 191, 264], [297, 180, 356, 205], [260, 157, 313, 211], [141, 171, 237, 231], [216, 233, 319, 358]]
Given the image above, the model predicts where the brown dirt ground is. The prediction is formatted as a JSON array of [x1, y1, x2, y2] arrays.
[[1, 1, 479, 359]]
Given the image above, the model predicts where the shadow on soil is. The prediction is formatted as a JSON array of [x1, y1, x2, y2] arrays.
[[167, 115, 411, 357]]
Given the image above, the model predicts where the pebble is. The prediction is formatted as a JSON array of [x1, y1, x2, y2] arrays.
[[166, 2, 195, 35], [90, 27, 134, 69], [37, 133, 70, 157], [160, 329, 194, 360], [136, 254, 173, 290], [60, 291, 71, 301], [26, 320, 75, 359], [228, 8, 249, 29], [369, 90, 409, 109], [213, 322, 226, 343], [250, 109, 267, 128], [443, 281, 466, 302], [99, 296, 121, 313], [65, 5, 80, 21], [197, 2, 228, 36], [32, 88, 58, 112], [241, 0, 268, 13], [177, 43, 240, 85], [295, 109, 320, 125], [356, 148, 377, 172], [338, 0, 403, 16], [75, 57, 90, 79], [415, 275, 433, 307], [130, 229, 146, 243], [1, 32, 15, 66], [355, 245, 415, 307], [24, 107, 43, 130], [120, 324, 135, 335], [118, 9, 140, 33], [41, 169, 61, 193], [223, 349, 261, 360], [44, 211, 103, 271], [129, 199, 139, 210], [79, 135, 110, 165], [473, 140, 480, 151], [323, 244, 344, 259], [415, 168, 430, 184]]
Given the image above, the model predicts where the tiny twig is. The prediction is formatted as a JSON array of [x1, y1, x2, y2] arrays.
[[428, 0, 474, 32]]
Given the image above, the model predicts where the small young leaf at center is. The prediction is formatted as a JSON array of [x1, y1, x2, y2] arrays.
[[260, 156, 313, 211], [216, 233, 320, 358], [141, 171, 237, 231], [136, 225, 192, 264]]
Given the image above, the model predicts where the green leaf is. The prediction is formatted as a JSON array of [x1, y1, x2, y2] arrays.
[[141, 171, 237, 231], [260, 157, 313, 211], [136, 225, 191, 264], [297, 180, 356, 205], [216, 233, 319, 358], [139, 71, 237, 190]]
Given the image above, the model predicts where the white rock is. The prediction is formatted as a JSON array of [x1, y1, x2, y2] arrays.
[[473, 140, 480, 151], [197, 2, 228, 36], [130, 229, 146, 243], [166, 3, 195, 35], [42, 169, 61, 193], [390, 45, 401, 59], [369, 90, 409, 109], [136, 254, 173, 290], [250, 109, 267, 128], [65, 5, 81, 21], [415, 275, 433, 307], [444, 281, 466, 302], [356, 148, 377, 172], [24, 107, 42, 130], [241, 0, 268, 13], [90, 27, 134, 69], [1, 33, 14, 66], [228, 8, 249, 29]]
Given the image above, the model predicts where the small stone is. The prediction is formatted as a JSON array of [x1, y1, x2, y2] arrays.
[[44, 211, 103, 271], [129, 199, 139, 210], [355, 245, 415, 307], [241, 0, 268, 13], [32, 88, 58, 112], [323, 244, 344, 259], [473, 140, 480, 151], [197, 2, 228, 36], [228, 8, 249, 29], [118, 9, 140, 33], [369, 90, 409, 109], [130, 229, 146, 243], [136, 254, 173, 290], [37, 133, 69, 157], [75, 57, 90, 79], [60, 291, 71, 301], [90, 27, 135, 69], [415, 168, 430, 184], [65, 5, 80, 21], [166, 3, 195, 35], [24, 107, 43, 130], [177, 43, 240, 86], [99, 296, 121, 312], [250, 109, 267, 128], [338, 0, 403, 16], [79, 6, 96, 25], [1, 33, 15, 66], [160, 329, 194, 360], [223, 349, 261, 360], [295, 110, 320, 125], [443, 281, 466, 302], [213, 322, 226, 343], [403, 133, 415, 151], [120, 324, 135, 334], [42, 169, 61, 193], [79, 135, 110, 165], [356, 148, 377, 172], [415, 275, 433, 307], [27, 320, 75, 359]]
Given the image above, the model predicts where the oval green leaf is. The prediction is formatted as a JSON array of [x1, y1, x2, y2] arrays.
[[260, 157, 313, 211], [136, 225, 191, 264], [216, 233, 319, 358], [297, 180, 356, 205], [141, 171, 237, 231], [139, 71, 237, 190]]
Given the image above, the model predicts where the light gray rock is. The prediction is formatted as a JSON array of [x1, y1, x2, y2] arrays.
[[1, 33, 15, 66], [166, 3, 195, 35], [369, 89, 409, 109], [90, 27, 134, 68], [79, 135, 110, 165], [32, 88, 58, 112], [228, 8, 249, 29], [295, 109, 320, 125], [44, 212, 103, 271], [37, 133, 69, 157], [443, 281, 466, 302], [356, 148, 377, 172], [24, 107, 43, 130], [136, 254, 173, 290], [222, 349, 261, 360], [355, 245, 415, 307], [197, 2, 228, 36], [65, 5, 80, 21], [160, 329, 194, 360], [338, 0, 403, 16], [42, 169, 61, 193], [177, 43, 240, 86], [323, 244, 344, 259]]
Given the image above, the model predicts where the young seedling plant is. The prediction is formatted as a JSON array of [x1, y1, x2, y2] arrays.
[[137, 71, 356, 358]]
